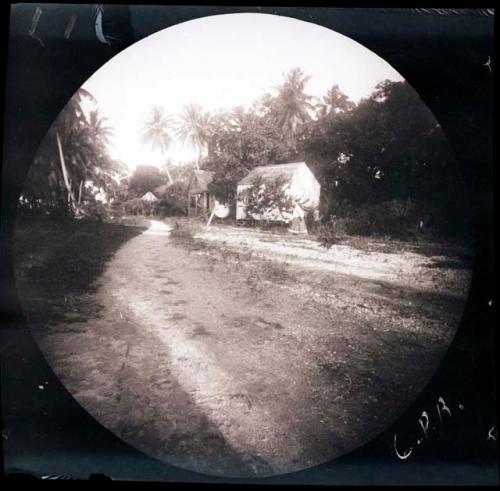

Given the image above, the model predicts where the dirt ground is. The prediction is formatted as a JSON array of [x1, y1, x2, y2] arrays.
[[18, 218, 472, 477]]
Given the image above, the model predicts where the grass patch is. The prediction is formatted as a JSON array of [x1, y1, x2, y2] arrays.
[[427, 257, 474, 270], [338, 233, 473, 259], [168, 222, 298, 292], [169, 219, 205, 250], [259, 260, 295, 284], [13, 217, 145, 326], [119, 216, 151, 228]]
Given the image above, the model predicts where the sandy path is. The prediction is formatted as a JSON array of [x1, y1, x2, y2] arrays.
[[32, 220, 467, 477]]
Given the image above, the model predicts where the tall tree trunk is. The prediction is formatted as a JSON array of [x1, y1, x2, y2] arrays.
[[56, 131, 77, 212], [196, 146, 203, 170], [78, 179, 84, 205], [161, 156, 173, 185], [207, 138, 215, 161], [164, 165, 173, 185]]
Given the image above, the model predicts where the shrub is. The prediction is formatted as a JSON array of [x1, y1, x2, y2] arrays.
[[238, 175, 294, 221], [169, 220, 205, 249], [81, 201, 109, 222], [170, 221, 194, 241], [316, 215, 347, 248], [158, 182, 189, 216], [342, 200, 413, 238]]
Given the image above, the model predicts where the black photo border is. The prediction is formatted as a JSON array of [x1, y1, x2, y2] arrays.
[[0, 2, 497, 486]]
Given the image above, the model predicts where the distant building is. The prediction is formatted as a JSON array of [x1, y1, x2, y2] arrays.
[[139, 191, 159, 216], [187, 170, 215, 217], [236, 162, 321, 221], [140, 191, 159, 203]]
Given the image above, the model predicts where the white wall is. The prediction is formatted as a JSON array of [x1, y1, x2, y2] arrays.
[[289, 165, 320, 210]]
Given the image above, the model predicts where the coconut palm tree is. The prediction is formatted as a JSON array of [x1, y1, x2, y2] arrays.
[[227, 106, 248, 161], [276, 68, 314, 151], [25, 88, 118, 216], [141, 106, 173, 184], [51, 88, 99, 213], [317, 84, 355, 118], [88, 110, 114, 146], [72, 109, 116, 204], [175, 102, 211, 169]]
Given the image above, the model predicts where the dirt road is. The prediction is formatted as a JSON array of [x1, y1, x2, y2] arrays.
[[30, 219, 470, 477]]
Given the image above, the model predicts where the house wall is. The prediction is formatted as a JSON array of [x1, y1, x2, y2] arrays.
[[289, 165, 321, 210], [209, 193, 216, 211], [236, 165, 321, 221], [188, 192, 215, 216]]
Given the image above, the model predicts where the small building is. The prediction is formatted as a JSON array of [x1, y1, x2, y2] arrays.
[[140, 191, 159, 216], [187, 170, 215, 217], [236, 162, 321, 221], [141, 191, 159, 203]]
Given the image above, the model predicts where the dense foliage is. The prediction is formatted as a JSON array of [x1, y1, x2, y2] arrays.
[[128, 165, 163, 197], [238, 176, 295, 221], [20, 89, 125, 219], [202, 73, 468, 238], [158, 182, 189, 216], [21, 68, 469, 239]]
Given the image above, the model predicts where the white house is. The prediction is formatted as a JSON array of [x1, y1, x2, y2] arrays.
[[236, 162, 321, 221]]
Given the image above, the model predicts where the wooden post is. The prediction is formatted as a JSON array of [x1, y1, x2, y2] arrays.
[[206, 206, 216, 228]]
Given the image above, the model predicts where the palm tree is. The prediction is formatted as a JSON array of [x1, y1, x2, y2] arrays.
[[318, 85, 355, 117], [26, 88, 119, 216], [88, 110, 114, 146], [141, 106, 173, 184], [52, 88, 99, 213], [227, 106, 248, 161], [175, 102, 211, 169], [276, 68, 313, 151], [73, 109, 115, 204]]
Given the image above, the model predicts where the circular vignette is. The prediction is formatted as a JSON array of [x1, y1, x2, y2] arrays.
[[14, 12, 473, 478]]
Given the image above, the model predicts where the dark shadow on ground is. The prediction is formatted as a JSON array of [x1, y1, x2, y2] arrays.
[[12, 216, 147, 327]]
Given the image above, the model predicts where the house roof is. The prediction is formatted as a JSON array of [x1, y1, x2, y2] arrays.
[[141, 191, 159, 202], [189, 170, 214, 194], [238, 162, 308, 186]]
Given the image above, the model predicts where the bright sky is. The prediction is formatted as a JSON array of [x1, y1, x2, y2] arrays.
[[82, 13, 404, 172]]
